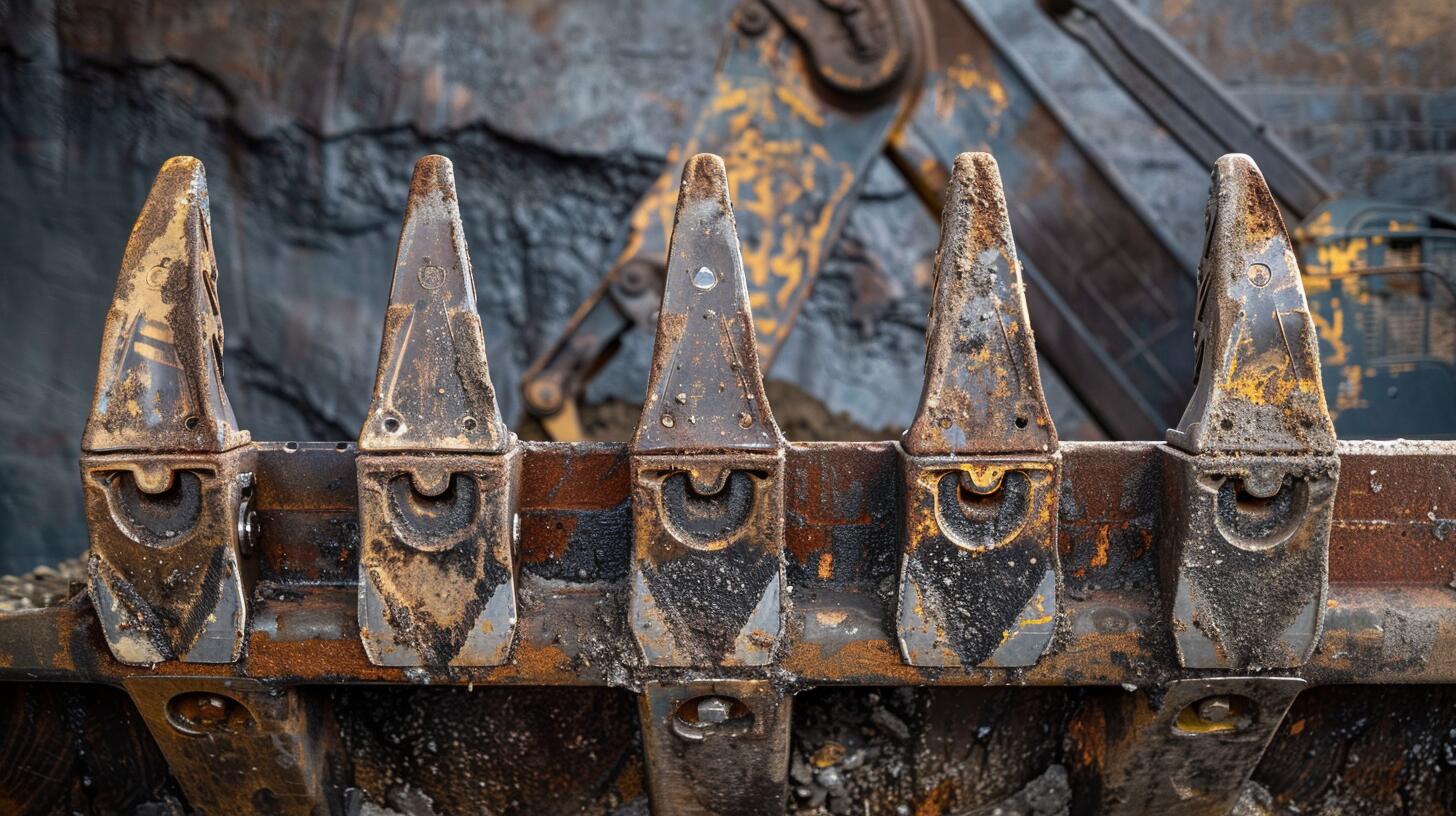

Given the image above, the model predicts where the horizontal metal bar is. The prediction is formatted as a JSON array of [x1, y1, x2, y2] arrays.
[[2, 439, 1452, 688]]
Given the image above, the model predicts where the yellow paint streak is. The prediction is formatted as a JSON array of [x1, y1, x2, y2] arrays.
[[936, 54, 1009, 126], [1310, 305, 1347, 365], [1295, 210, 1335, 241], [774, 86, 824, 128], [1317, 237, 1369, 275]]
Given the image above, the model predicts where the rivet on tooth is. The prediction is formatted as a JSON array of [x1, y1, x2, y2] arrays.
[[661, 413, 675, 428], [418, 263, 446, 290], [693, 266, 718, 290], [738, 412, 754, 429], [1247, 263, 1272, 287]]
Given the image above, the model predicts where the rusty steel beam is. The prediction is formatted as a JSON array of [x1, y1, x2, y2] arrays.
[[6, 440, 1453, 688], [1, 152, 1454, 816]]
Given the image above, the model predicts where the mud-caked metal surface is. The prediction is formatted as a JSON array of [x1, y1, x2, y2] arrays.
[[1162, 155, 1339, 671], [1067, 677, 1307, 815]]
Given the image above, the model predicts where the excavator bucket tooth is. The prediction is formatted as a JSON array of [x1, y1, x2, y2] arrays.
[[629, 154, 793, 815], [895, 152, 1061, 669], [81, 157, 253, 665], [631, 154, 784, 455], [355, 155, 520, 668], [1169, 154, 1336, 456], [629, 153, 787, 668], [82, 156, 246, 455], [359, 155, 509, 454], [905, 152, 1056, 457], [1159, 154, 1339, 670]]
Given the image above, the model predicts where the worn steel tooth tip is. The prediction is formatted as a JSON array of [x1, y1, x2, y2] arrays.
[[1169, 153, 1335, 455], [82, 156, 248, 454], [359, 155, 509, 453], [905, 152, 1055, 456], [632, 153, 783, 452]]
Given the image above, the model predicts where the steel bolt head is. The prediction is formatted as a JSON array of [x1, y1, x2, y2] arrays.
[[1196, 695, 1232, 723], [697, 696, 733, 725], [737, 2, 771, 36], [195, 694, 230, 723]]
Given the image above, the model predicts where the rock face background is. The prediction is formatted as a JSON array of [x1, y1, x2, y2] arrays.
[[1, 0, 1452, 573]]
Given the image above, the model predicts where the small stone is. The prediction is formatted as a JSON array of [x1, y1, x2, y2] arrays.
[[815, 766, 843, 789]]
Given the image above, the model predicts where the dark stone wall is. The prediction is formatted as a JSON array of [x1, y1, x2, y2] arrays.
[[0, 0, 1450, 573]]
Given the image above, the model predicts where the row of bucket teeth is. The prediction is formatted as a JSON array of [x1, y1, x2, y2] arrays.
[[80, 149, 1331, 463], [79, 146, 1335, 675]]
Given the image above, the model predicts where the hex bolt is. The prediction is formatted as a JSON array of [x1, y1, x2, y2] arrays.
[[617, 260, 655, 295], [192, 694, 230, 726], [525, 377, 564, 413], [697, 696, 733, 725], [1196, 695, 1232, 723]]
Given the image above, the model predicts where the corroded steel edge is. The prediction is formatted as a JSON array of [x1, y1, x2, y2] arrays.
[[9, 439, 1454, 689]]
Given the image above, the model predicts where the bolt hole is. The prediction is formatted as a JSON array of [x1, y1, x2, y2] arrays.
[[1233, 485, 1278, 518], [383, 417, 402, 434], [462, 416, 477, 431], [336, 442, 350, 452], [1220, 418, 1234, 431], [283, 441, 299, 453], [671, 695, 751, 740], [1014, 416, 1028, 429], [1174, 694, 1254, 733], [166, 692, 254, 735], [183, 415, 200, 431]]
